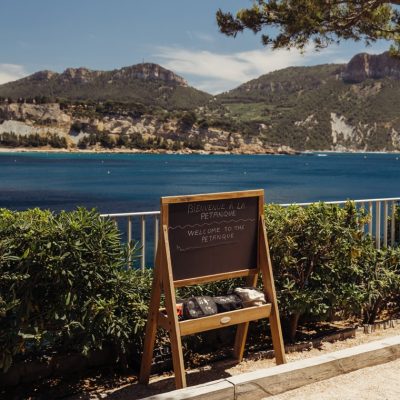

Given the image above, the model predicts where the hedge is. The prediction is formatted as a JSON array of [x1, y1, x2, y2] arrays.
[[0, 208, 151, 372], [1, 203, 400, 373], [265, 202, 400, 340]]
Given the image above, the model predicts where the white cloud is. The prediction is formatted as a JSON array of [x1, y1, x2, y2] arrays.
[[193, 32, 214, 42], [153, 45, 339, 94], [186, 31, 214, 43], [0, 64, 28, 84]]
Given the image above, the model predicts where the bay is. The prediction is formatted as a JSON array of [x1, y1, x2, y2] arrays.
[[1, 152, 400, 213]]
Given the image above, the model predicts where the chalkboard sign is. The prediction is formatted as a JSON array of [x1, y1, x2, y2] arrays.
[[167, 196, 259, 281], [140, 189, 286, 389]]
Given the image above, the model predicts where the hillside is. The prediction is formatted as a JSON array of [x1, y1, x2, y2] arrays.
[[217, 52, 400, 151], [0, 63, 213, 111], [1, 53, 400, 153]]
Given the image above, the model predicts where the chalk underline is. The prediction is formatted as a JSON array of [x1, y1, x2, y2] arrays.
[[169, 219, 256, 230], [176, 241, 238, 252]]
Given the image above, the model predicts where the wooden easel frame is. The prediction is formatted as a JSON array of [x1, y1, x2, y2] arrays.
[[139, 190, 286, 388]]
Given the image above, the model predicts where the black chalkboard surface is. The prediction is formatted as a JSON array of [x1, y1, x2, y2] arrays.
[[167, 195, 259, 281]]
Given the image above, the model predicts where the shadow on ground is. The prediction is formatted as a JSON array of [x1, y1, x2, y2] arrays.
[[69, 359, 238, 400]]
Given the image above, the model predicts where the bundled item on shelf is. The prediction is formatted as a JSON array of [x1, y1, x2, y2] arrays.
[[233, 287, 266, 307], [213, 294, 243, 312], [178, 288, 266, 320], [182, 296, 218, 319]]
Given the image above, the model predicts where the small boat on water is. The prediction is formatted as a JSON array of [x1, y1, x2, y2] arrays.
[[317, 153, 327, 157]]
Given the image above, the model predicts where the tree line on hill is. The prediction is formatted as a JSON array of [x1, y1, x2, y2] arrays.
[[0, 132, 67, 148], [77, 132, 204, 151]]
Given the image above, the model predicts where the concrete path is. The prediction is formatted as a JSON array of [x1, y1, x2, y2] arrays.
[[267, 358, 400, 400]]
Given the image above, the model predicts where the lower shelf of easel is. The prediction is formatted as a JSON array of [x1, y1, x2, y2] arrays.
[[158, 303, 272, 336]]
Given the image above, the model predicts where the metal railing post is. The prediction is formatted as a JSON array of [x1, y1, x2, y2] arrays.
[[383, 201, 388, 248], [391, 200, 396, 246], [375, 201, 381, 250], [368, 202, 373, 237], [141, 216, 146, 271], [127, 216, 132, 267]]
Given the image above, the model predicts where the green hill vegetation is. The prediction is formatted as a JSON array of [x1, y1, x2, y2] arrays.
[[217, 63, 400, 151], [0, 64, 213, 111], [1, 55, 400, 152]]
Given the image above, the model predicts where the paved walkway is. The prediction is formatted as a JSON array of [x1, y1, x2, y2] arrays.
[[267, 358, 400, 400]]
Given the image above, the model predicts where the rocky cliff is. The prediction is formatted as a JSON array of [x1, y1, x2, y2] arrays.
[[24, 63, 188, 86], [1, 52, 400, 153], [218, 52, 400, 152], [343, 52, 400, 83], [0, 63, 205, 110], [0, 102, 292, 154]]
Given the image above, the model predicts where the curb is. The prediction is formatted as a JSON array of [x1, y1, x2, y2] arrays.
[[141, 335, 400, 400]]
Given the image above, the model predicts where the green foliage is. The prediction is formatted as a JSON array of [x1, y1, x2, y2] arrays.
[[217, 1, 400, 51], [0, 71, 212, 111], [183, 136, 205, 150], [0, 208, 146, 372], [0, 132, 67, 149], [359, 246, 400, 324], [1, 203, 400, 374], [265, 202, 370, 340], [77, 130, 201, 152], [218, 65, 400, 151], [178, 111, 197, 131]]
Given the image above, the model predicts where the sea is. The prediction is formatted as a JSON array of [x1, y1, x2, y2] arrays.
[[1, 151, 400, 213]]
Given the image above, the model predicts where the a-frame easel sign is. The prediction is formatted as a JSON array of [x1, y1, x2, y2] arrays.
[[139, 189, 286, 389]]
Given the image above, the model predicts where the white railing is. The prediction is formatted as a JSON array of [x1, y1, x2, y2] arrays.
[[101, 197, 400, 270], [100, 211, 160, 271]]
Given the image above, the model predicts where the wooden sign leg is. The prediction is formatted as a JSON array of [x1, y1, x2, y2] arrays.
[[162, 226, 187, 388], [139, 244, 163, 384], [260, 219, 286, 364], [233, 273, 258, 362]]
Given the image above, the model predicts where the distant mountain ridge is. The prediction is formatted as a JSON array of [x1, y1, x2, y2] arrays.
[[0, 63, 208, 110], [1, 52, 400, 152], [217, 52, 400, 151], [26, 63, 188, 86]]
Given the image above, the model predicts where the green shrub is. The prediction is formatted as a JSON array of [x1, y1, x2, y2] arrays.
[[359, 246, 400, 324], [2, 202, 400, 375], [0, 208, 146, 372], [178, 111, 197, 131], [264, 202, 370, 341]]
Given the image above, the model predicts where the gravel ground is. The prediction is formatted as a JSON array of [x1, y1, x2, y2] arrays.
[[73, 325, 400, 399], [266, 358, 400, 400]]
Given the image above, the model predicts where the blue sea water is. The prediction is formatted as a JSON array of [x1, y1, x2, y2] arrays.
[[1, 152, 400, 213]]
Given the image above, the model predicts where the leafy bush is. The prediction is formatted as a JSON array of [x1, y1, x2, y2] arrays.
[[1, 203, 400, 376], [178, 111, 197, 131], [359, 246, 400, 324], [0, 208, 147, 372], [0, 132, 67, 149], [264, 202, 370, 340]]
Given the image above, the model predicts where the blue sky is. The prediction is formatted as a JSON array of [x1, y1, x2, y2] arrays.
[[0, 0, 390, 94]]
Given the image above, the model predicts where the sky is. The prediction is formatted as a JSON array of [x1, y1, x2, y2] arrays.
[[0, 0, 391, 94]]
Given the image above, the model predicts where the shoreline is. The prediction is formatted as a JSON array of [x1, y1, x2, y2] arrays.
[[0, 146, 298, 156], [1, 146, 400, 156]]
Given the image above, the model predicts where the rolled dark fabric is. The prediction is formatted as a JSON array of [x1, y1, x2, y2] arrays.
[[213, 294, 243, 312], [182, 296, 218, 319]]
